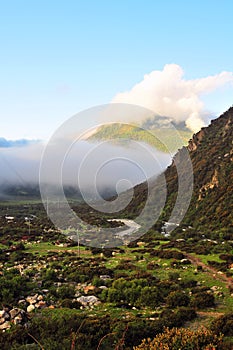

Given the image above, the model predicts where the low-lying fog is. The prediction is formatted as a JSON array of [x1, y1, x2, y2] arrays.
[[0, 139, 172, 199]]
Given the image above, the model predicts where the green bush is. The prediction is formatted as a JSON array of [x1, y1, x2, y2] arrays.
[[211, 313, 233, 336], [166, 291, 190, 307], [190, 291, 215, 309]]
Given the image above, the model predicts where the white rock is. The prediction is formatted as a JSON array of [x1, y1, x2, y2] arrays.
[[27, 304, 35, 313], [76, 295, 100, 306], [26, 294, 38, 304]]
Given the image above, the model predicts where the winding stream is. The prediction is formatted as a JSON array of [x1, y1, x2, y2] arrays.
[[109, 219, 141, 237]]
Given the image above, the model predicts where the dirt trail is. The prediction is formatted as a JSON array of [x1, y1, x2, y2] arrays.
[[183, 254, 233, 328], [185, 253, 233, 291]]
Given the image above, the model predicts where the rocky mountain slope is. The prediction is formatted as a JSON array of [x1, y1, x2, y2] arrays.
[[126, 107, 233, 237], [182, 107, 233, 233]]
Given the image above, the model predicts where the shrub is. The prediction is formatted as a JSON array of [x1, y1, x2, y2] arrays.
[[190, 291, 215, 309], [211, 313, 233, 336], [166, 291, 190, 307], [56, 285, 75, 299], [134, 327, 223, 350], [137, 286, 163, 308], [175, 307, 197, 322], [168, 272, 180, 281]]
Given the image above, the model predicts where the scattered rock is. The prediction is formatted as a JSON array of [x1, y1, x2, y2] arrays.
[[10, 308, 21, 319], [0, 321, 10, 331], [0, 318, 5, 325], [27, 304, 35, 313], [99, 275, 111, 280], [0, 307, 28, 331], [18, 299, 27, 307], [26, 294, 38, 304], [35, 301, 47, 309], [83, 285, 96, 294], [99, 286, 108, 290], [76, 295, 100, 307]]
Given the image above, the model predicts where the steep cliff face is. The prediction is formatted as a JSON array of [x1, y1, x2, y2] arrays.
[[165, 107, 233, 233], [126, 107, 233, 236], [188, 129, 206, 152], [198, 169, 219, 201]]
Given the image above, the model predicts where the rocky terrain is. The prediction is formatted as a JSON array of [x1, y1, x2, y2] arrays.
[[0, 108, 232, 349]]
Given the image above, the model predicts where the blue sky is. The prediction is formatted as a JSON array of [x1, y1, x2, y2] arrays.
[[1, 0, 233, 139]]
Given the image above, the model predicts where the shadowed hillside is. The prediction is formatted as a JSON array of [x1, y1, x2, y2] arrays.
[[123, 107, 233, 237]]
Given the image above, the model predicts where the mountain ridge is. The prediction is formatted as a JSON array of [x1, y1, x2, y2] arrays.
[[127, 106, 233, 237], [0, 137, 39, 148], [88, 122, 192, 153]]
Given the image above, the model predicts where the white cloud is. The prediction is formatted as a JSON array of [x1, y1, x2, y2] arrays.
[[112, 64, 233, 132]]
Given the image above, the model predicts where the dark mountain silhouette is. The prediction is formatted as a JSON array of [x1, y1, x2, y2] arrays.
[[0, 137, 38, 148]]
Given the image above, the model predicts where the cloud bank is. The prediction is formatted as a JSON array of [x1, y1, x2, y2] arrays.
[[0, 139, 171, 199], [112, 64, 233, 132], [0, 142, 43, 186]]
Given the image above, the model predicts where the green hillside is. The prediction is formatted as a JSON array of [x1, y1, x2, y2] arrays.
[[89, 123, 192, 153]]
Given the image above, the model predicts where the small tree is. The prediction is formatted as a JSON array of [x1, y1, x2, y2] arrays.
[[166, 290, 190, 307], [191, 291, 215, 309], [137, 286, 162, 308]]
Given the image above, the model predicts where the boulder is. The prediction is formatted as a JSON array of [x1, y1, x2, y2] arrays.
[[35, 301, 47, 309], [83, 285, 96, 294], [99, 286, 108, 290], [10, 308, 21, 319], [100, 275, 111, 280], [76, 295, 100, 307], [18, 299, 27, 307], [27, 304, 35, 313], [0, 321, 10, 330], [26, 294, 38, 304]]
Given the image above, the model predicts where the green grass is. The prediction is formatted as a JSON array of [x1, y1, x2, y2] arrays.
[[26, 242, 91, 256], [9, 235, 233, 317], [193, 253, 225, 264], [0, 243, 8, 249], [105, 258, 121, 269]]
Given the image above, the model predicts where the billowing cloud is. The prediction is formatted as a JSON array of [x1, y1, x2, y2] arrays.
[[112, 64, 233, 132]]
